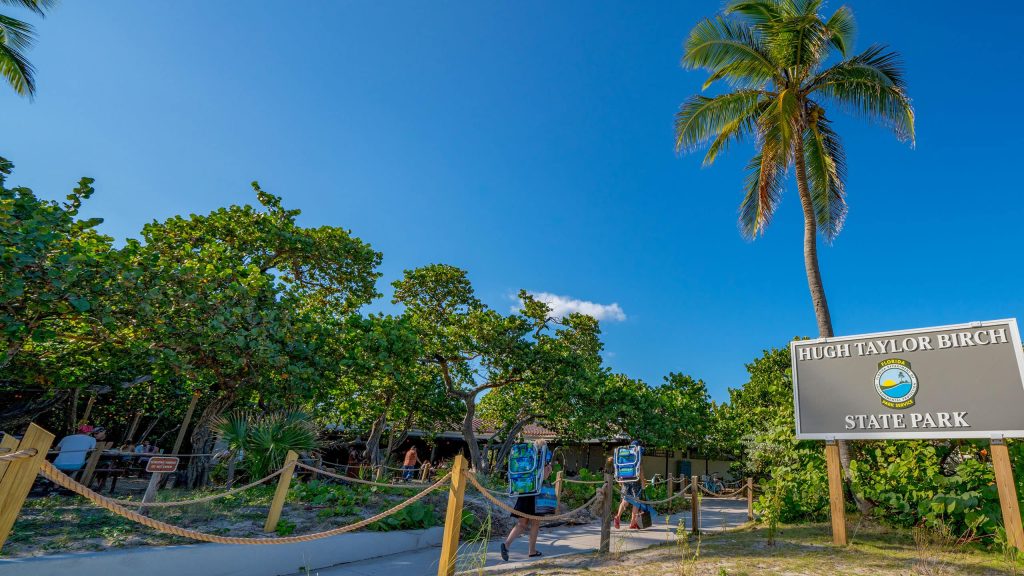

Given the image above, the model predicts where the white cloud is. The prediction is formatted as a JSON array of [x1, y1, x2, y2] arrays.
[[518, 291, 627, 322]]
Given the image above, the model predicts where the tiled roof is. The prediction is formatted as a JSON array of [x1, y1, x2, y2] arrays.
[[471, 418, 557, 438]]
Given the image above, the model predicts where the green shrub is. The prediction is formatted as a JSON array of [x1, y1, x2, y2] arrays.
[[367, 502, 438, 531]]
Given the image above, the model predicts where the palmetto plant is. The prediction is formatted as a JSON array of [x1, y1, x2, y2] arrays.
[[675, 0, 914, 503], [215, 410, 319, 480], [1, 0, 57, 97]]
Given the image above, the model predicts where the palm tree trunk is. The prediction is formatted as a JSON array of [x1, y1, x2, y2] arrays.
[[794, 134, 868, 513]]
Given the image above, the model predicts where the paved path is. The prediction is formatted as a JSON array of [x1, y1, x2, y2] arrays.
[[306, 498, 749, 576]]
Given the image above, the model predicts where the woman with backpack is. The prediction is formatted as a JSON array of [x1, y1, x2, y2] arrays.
[[614, 440, 646, 529], [501, 439, 552, 561]]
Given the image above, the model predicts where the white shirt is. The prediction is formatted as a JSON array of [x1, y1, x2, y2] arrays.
[[53, 434, 96, 469]]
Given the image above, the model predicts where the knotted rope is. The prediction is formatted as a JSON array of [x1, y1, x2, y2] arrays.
[[40, 461, 451, 545], [0, 448, 38, 462], [465, 471, 602, 522], [295, 462, 436, 489], [697, 484, 748, 498], [102, 470, 284, 507], [614, 483, 693, 506]]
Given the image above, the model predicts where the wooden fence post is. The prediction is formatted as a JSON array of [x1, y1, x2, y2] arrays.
[[264, 450, 299, 532], [666, 473, 674, 499], [991, 437, 1024, 550], [0, 424, 55, 552], [555, 471, 564, 508], [825, 440, 847, 545], [420, 462, 431, 482], [437, 454, 467, 576], [747, 477, 754, 521], [79, 441, 112, 488], [690, 475, 700, 534], [599, 472, 613, 554]]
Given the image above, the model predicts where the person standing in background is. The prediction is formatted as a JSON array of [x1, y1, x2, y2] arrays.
[[402, 445, 420, 481]]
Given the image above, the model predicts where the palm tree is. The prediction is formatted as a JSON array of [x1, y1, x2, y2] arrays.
[[674, 0, 914, 502], [1, 0, 57, 98]]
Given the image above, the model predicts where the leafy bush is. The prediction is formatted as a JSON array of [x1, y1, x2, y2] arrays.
[[215, 410, 319, 479], [367, 502, 438, 531], [290, 479, 369, 518]]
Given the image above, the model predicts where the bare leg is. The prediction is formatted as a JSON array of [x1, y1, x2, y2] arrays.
[[527, 520, 540, 555], [630, 505, 639, 526], [616, 498, 629, 520], [504, 518, 528, 548]]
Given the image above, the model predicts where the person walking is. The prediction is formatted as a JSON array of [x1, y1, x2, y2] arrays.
[[402, 445, 420, 481], [501, 439, 552, 561], [614, 441, 646, 530]]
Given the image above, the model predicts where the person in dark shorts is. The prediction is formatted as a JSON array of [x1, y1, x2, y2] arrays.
[[615, 440, 646, 529], [500, 439, 552, 561]]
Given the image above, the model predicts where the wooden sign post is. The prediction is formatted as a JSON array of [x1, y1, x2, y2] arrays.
[[139, 456, 179, 513], [824, 440, 847, 545], [991, 437, 1024, 550]]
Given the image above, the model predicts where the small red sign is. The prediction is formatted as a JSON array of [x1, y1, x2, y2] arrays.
[[146, 456, 179, 473]]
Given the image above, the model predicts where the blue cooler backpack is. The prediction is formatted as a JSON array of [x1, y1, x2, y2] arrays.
[[534, 484, 558, 515], [508, 443, 541, 496], [613, 444, 642, 483]]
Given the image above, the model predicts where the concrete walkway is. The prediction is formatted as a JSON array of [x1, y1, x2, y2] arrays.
[[307, 499, 750, 576]]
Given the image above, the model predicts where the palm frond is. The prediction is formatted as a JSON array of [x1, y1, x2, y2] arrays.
[[0, 0, 58, 17], [681, 16, 778, 88], [824, 5, 856, 57], [725, 0, 792, 27], [737, 147, 786, 239], [704, 99, 773, 166], [802, 110, 847, 241], [674, 89, 766, 153], [807, 44, 915, 144], [0, 38, 34, 96], [0, 13, 35, 50], [766, 9, 830, 72]]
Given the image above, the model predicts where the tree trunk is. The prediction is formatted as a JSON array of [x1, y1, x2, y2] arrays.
[[185, 393, 235, 488], [794, 133, 868, 513], [365, 412, 388, 467], [462, 395, 483, 472]]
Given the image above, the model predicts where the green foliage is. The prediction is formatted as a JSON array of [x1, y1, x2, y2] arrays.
[[366, 502, 438, 531], [215, 410, 319, 479], [677, 0, 914, 241], [392, 266, 608, 471], [274, 519, 297, 536]]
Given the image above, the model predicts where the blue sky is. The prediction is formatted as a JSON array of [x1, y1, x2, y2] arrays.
[[4, 1, 1023, 402]]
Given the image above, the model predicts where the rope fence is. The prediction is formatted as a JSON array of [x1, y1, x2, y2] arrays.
[[39, 461, 452, 545], [2, 423, 756, 576], [464, 471, 602, 522], [295, 462, 437, 489], [100, 470, 284, 508]]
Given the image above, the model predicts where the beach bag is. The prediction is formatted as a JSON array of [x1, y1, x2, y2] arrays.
[[638, 508, 653, 529], [508, 443, 541, 497], [613, 445, 642, 483], [535, 484, 557, 515]]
